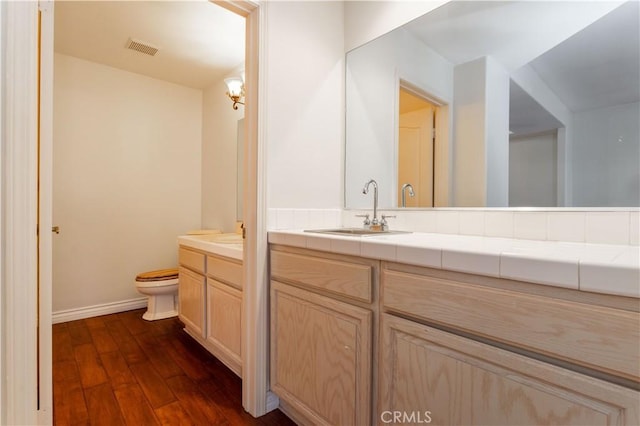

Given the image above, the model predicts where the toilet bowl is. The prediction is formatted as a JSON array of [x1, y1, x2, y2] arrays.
[[135, 268, 179, 321]]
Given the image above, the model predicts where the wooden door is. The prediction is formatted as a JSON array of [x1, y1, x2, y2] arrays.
[[398, 89, 435, 207], [271, 281, 372, 426], [379, 314, 639, 426]]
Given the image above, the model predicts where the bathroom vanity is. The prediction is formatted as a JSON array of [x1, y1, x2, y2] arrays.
[[268, 230, 640, 425], [177, 233, 243, 377]]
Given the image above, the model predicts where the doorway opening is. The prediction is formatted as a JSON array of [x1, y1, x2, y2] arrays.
[[397, 83, 450, 207]]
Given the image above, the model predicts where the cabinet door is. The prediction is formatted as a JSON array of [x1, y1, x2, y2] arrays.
[[271, 280, 372, 426], [178, 267, 205, 338], [379, 314, 639, 426], [206, 278, 242, 376]]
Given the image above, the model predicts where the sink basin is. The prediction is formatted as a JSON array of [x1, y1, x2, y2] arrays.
[[304, 228, 410, 237]]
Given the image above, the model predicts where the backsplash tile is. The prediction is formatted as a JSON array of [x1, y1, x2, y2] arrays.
[[484, 211, 514, 238], [585, 212, 630, 245], [547, 212, 585, 242], [275, 209, 294, 229], [403, 210, 437, 233], [269, 208, 639, 246], [514, 212, 547, 241], [307, 210, 325, 229], [458, 211, 484, 236], [269, 208, 341, 230], [292, 210, 309, 229], [323, 209, 342, 228], [436, 210, 460, 234], [630, 211, 639, 245]]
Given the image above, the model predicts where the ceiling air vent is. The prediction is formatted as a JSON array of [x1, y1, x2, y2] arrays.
[[125, 38, 159, 56]]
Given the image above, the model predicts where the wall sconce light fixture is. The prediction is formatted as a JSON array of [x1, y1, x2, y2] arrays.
[[224, 76, 245, 110]]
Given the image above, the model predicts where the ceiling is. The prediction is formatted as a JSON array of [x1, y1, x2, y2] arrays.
[[403, 0, 639, 133], [528, 1, 640, 113], [54, 1, 246, 89]]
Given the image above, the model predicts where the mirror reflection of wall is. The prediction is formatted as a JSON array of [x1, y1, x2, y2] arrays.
[[510, 131, 558, 207], [345, 0, 639, 209]]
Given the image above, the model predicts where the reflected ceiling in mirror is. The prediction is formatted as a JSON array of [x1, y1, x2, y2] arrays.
[[345, 1, 639, 209]]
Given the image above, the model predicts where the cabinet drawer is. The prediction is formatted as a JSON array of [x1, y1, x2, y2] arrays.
[[383, 269, 640, 382], [179, 247, 205, 274], [271, 250, 372, 303], [380, 314, 639, 426], [207, 255, 242, 289]]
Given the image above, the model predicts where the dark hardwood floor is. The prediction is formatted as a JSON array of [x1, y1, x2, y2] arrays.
[[53, 308, 295, 426]]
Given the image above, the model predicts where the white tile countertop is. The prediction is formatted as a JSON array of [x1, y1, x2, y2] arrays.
[[268, 230, 640, 299], [178, 234, 243, 261]]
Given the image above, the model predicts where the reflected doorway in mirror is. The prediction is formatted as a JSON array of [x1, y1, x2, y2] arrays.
[[398, 83, 449, 207]]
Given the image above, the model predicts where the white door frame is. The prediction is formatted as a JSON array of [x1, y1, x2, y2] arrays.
[[1, 0, 271, 422], [0, 1, 44, 424], [213, 0, 277, 417], [39, 1, 55, 423]]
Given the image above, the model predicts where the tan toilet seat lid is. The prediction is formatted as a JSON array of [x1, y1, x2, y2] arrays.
[[136, 268, 179, 282]]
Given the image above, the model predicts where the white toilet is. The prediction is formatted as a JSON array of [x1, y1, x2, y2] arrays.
[[135, 268, 179, 321]]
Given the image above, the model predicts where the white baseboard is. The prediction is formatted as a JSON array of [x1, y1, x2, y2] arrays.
[[52, 297, 147, 324]]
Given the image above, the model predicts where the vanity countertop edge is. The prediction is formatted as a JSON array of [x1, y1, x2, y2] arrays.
[[178, 235, 243, 261], [268, 230, 639, 299]]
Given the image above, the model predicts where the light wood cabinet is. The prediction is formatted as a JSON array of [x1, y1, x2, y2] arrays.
[[178, 266, 205, 338], [269, 243, 639, 426], [270, 246, 377, 425], [271, 280, 372, 426], [382, 266, 640, 382], [380, 313, 639, 426], [206, 278, 242, 376], [178, 246, 243, 376]]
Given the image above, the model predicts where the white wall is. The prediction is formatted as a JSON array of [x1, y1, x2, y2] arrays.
[[510, 131, 558, 207], [201, 79, 243, 232], [53, 53, 202, 312], [344, 0, 448, 52], [572, 101, 640, 207], [265, 1, 345, 209]]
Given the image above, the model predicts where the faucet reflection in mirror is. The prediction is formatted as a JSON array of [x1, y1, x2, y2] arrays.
[[401, 183, 415, 207], [224, 74, 245, 110]]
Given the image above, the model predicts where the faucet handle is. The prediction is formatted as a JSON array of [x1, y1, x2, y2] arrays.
[[381, 214, 396, 222], [355, 214, 370, 226], [380, 214, 396, 230]]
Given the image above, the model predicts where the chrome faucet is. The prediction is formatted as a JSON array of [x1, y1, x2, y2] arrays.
[[362, 179, 379, 226], [401, 183, 415, 207]]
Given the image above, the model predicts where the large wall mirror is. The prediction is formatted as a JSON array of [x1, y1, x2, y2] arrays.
[[345, 1, 639, 209]]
